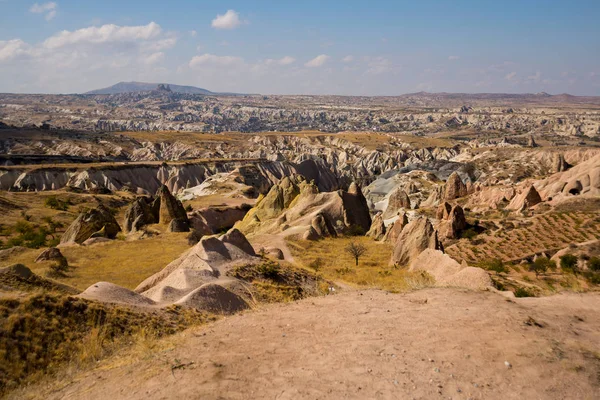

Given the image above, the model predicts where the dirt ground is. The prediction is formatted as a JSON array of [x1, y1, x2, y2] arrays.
[[13, 288, 600, 400]]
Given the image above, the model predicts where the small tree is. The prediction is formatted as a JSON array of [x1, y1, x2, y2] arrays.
[[529, 257, 556, 278], [345, 241, 367, 266], [560, 254, 579, 275]]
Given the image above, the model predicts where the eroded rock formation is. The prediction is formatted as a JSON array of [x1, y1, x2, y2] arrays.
[[60, 205, 121, 245], [390, 217, 442, 266]]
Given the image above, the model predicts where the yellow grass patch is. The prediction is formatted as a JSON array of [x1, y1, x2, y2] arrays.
[[2, 233, 189, 290], [287, 236, 433, 292]]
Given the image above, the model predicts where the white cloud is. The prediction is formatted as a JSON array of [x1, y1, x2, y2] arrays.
[[211, 10, 242, 30], [448, 55, 459, 61], [0, 39, 32, 62], [342, 55, 354, 63], [0, 22, 175, 93], [143, 52, 164, 65], [305, 54, 329, 68], [30, 2, 57, 21], [141, 37, 177, 52], [43, 22, 162, 49], [189, 30, 197, 37], [189, 53, 243, 68], [505, 71, 517, 81], [265, 56, 295, 66]]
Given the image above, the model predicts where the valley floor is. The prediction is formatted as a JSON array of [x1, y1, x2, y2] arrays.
[[14, 288, 600, 400]]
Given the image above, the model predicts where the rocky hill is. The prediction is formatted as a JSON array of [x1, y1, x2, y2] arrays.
[[85, 82, 215, 95]]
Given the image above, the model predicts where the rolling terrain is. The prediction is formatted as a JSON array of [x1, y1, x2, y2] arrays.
[[1, 91, 600, 398]]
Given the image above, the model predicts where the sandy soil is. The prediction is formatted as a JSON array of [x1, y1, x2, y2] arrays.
[[16, 288, 600, 400]]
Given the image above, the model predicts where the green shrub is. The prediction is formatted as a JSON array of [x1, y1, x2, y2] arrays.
[[44, 196, 70, 211], [560, 254, 579, 275], [6, 222, 49, 249], [345, 224, 365, 237], [529, 257, 556, 277], [14, 221, 33, 235], [583, 271, 600, 285], [588, 257, 600, 272], [514, 287, 535, 297], [257, 261, 281, 279]]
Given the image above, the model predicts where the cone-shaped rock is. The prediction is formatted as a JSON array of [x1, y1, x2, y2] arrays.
[[390, 217, 442, 266]]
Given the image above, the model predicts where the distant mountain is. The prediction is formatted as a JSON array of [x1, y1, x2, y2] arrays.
[[85, 81, 216, 95]]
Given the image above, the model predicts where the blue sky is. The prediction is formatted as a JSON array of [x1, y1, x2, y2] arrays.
[[0, 0, 599, 95]]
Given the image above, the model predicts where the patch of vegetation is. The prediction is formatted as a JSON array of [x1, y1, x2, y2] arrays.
[[588, 256, 600, 272], [583, 271, 600, 285], [560, 254, 579, 275], [287, 237, 433, 292], [480, 259, 507, 275], [0, 293, 211, 394], [528, 257, 557, 278], [2, 220, 51, 249], [345, 224, 365, 237], [0, 264, 76, 294], [4, 233, 190, 291], [229, 261, 326, 303], [44, 196, 71, 211], [514, 286, 535, 298]]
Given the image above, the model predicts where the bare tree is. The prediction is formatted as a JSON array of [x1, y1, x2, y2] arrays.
[[345, 241, 367, 266]]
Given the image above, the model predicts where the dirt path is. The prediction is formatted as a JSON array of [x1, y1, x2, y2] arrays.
[[16, 288, 600, 400]]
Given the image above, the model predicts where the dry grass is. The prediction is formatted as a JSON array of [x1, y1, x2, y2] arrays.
[[0, 190, 120, 227], [119, 130, 457, 152], [0, 190, 189, 290], [3, 232, 190, 290], [287, 236, 433, 292], [0, 292, 212, 395]]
